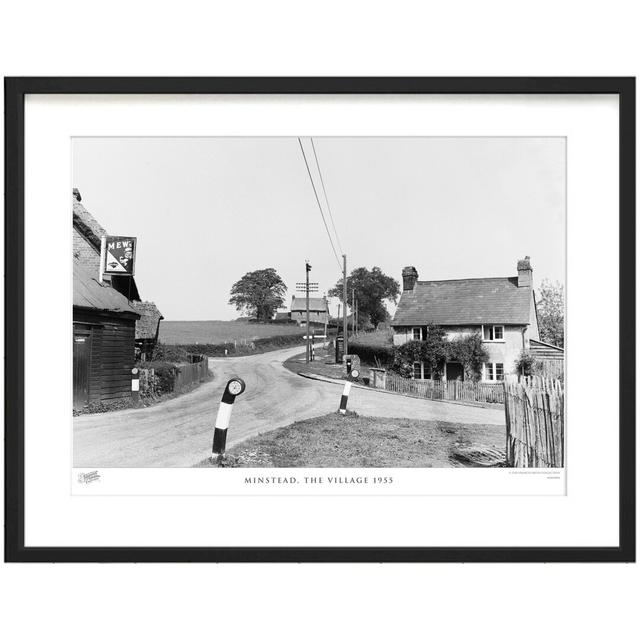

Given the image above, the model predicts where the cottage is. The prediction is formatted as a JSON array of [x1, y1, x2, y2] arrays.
[[391, 257, 561, 382], [289, 295, 330, 326], [73, 257, 139, 409]]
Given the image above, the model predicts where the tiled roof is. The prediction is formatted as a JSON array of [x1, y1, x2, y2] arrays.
[[290, 296, 328, 312], [73, 257, 139, 316], [131, 301, 164, 340], [392, 277, 532, 326]]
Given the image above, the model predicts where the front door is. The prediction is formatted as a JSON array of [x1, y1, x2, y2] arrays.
[[73, 330, 91, 409], [446, 362, 464, 381]]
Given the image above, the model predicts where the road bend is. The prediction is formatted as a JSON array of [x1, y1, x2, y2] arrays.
[[73, 345, 505, 467]]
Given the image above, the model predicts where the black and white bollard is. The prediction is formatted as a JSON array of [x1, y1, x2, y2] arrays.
[[338, 369, 359, 415], [211, 377, 246, 461], [339, 380, 352, 415], [131, 367, 140, 407]]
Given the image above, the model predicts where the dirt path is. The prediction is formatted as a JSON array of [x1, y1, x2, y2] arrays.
[[73, 345, 505, 467]]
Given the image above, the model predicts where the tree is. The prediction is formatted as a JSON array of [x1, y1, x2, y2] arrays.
[[537, 279, 564, 348], [229, 268, 287, 322], [329, 266, 401, 328]]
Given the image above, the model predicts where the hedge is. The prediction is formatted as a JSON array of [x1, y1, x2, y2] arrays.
[[348, 341, 395, 367], [153, 333, 307, 359]]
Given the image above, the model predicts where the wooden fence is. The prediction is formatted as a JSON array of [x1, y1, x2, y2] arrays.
[[173, 356, 210, 392], [503, 376, 564, 467], [382, 372, 505, 404]]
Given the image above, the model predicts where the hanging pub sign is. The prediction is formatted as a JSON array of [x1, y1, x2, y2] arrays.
[[102, 236, 136, 276]]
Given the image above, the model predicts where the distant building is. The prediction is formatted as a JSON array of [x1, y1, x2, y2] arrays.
[[391, 257, 563, 381], [289, 296, 330, 326]]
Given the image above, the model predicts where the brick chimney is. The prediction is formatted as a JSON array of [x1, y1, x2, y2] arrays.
[[517, 256, 532, 288], [402, 266, 419, 292]]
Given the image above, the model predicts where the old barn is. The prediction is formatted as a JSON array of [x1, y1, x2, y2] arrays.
[[73, 258, 140, 409]]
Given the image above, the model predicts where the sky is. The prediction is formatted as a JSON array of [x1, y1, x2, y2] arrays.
[[73, 137, 566, 321]]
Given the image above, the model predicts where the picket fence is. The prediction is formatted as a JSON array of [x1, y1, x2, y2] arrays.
[[382, 373, 505, 404], [503, 376, 564, 468]]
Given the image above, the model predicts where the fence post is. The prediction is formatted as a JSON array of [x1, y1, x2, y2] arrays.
[[131, 367, 140, 407]]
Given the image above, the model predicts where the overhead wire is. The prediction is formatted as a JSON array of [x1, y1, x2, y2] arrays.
[[297, 137, 342, 269], [310, 137, 344, 255]]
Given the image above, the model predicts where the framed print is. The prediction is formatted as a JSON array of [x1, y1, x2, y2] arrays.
[[4, 77, 635, 562]]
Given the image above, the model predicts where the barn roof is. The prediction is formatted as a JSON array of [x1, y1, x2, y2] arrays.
[[392, 277, 532, 326], [290, 296, 328, 312], [131, 301, 164, 340], [73, 258, 139, 316]]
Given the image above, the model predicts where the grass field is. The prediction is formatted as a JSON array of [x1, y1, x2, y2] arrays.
[[196, 412, 505, 468], [159, 320, 306, 345]]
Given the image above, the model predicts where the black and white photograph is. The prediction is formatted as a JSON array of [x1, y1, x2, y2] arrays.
[[72, 136, 566, 472]]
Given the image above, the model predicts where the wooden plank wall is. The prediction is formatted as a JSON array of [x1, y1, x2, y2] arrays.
[[74, 310, 136, 404], [98, 321, 136, 401]]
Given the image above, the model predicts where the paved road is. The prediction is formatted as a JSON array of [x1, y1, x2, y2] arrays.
[[73, 346, 505, 467]]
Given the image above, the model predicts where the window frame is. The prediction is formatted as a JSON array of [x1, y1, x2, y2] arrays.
[[482, 324, 505, 342], [412, 327, 422, 341]]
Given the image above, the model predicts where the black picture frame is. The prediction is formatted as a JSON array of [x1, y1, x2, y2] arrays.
[[4, 77, 635, 563]]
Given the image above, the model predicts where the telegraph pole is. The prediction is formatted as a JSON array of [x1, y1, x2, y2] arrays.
[[296, 265, 317, 364], [355, 299, 359, 336], [342, 254, 348, 356], [305, 261, 311, 363], [351, 288, 355, 335]]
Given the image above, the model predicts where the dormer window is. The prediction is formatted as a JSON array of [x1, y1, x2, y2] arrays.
[[482, 325, 504, 342]]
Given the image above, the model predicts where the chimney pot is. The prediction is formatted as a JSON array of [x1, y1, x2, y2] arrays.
[[517, 256, 533, 287], [402, 266, 419, 292]]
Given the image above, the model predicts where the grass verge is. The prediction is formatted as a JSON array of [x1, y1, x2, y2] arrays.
[[195, 411, 505, 468]]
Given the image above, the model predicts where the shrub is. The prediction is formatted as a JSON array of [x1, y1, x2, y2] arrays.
[[446, 333, 489, 381], [387, 327, 489, 380], [515, 350, 537, 377], [143, 360, 179, 393]]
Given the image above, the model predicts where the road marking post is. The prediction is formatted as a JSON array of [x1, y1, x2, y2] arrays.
[[131, 367, 140, 407], [339, 380, 352, 415], [212, 377, 246, 462]]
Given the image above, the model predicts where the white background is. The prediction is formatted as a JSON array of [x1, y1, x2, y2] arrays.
[[27, 95, 605, 547], [1, 2, 638, 639]]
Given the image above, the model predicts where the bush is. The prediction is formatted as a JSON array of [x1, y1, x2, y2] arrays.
[[142, 360, 179, 393], [386, 326, 489, 380], [515, 350, 537, 377]]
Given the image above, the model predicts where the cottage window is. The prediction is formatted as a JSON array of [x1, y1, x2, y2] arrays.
[[483, 325, 505, 341], [485, 362, 505, 382], [413, 361, 422, 379], [412, 327, 422, 341]]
